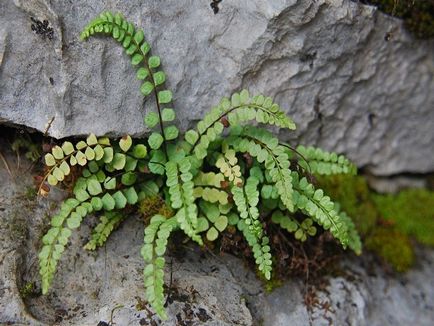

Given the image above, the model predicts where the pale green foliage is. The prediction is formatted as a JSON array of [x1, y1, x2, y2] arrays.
[[141, 215, 178, 319], [296, 145, 357, 175], [193, 172, 228, 205], [38, 11, 362, 321], [232, 176, 262, 238], [84, 211, 125, 250], [165, 159, 202, 244], [216, 149, 242, 186], [38, 134, 144, 295]]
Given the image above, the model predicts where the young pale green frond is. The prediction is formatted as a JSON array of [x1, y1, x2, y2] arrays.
[[141, 215, 179, 320], [39, 196, 95, 294], [165, 159, 202, 244], [215, 149, 243, 186], [295, 145, 357, 175], [232, 176, 263, 238], [84, 211, 125, 250], [187, 90, 296, 159]]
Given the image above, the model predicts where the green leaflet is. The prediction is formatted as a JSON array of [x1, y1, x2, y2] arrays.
[[144, 112, 159, 129], [148, 133, 164, 150], [271, 211, 317, 242], [161, 108, 175, 122]]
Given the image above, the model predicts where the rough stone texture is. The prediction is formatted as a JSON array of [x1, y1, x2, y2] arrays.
[[244, 251, 434, 326], [1, 148, 434, 326], [0, 0, 433, 175]]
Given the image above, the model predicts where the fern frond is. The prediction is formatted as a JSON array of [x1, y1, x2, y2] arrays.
[[291, 173, 349, 248], [336, 209, 362, 255], [141, 215, 179, 320], [80, 11, 176, 157], [295, 145, 357, 175], [232, 176, 263, 238], [165, 159, 202, 244], [186, 90, 296, 159], [39, 197, 94, 294], [237, 220, 272, 280], [84, 211, 125, 250], [228, 126, 294, 212]]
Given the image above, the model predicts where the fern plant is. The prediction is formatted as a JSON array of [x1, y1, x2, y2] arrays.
[[37, 11, 362, 320]]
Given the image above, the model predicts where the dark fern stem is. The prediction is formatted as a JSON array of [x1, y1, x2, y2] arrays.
[[30, 17, 54, 40]]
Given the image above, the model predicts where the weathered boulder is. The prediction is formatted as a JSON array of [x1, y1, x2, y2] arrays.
[[0, 0, 433, 175]]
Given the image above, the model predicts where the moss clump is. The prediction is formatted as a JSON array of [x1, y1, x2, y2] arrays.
[[316, 175, 378, 236], [138, 196, 173, 221], [372, 189, 434, 246], [364, 227, 415, 272], [365, 0, 434, 38], [19, 282, 38, 299], [316, 174, 434, 272]]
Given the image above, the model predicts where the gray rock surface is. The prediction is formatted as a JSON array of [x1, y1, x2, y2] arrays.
[[1, 147, 434, 326], [0, 0, 433, 176]]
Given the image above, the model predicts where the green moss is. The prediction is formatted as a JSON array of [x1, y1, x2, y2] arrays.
[[256, 268, 283, 293], [264, 277, 283, 293], [316, 175, 378, 236], [138, 195, 173, 221], [372, 189, 434, 246], [19, 282, 37, 299], [318, 174, 434, 271], [24, 186, 38, 201], [364, 226, 414, 272], [365, 0, 434, 38]]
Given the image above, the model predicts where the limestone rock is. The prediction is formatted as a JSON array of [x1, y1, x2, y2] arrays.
[[0, 0, 434, 175], [0, 0, 433, 175]]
